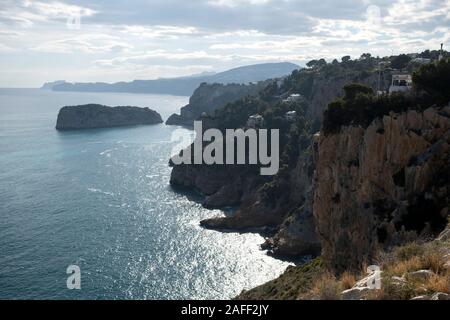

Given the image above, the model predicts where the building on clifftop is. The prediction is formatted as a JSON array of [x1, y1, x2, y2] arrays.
[[389, 74, 412, 94]]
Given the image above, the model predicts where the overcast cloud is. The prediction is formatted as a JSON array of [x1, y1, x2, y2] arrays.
[[0, 0, 448, 87]]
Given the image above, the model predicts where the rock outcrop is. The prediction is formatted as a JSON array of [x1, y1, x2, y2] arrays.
[[260, 153, 321, 258], [314, 106, 450, 273], [171, 150, 321, 257], [170, 163, 261, 208], [169, 62, 397, 260], [55, 104, 163, 130], [168, 67, 387, 258], [170, 55, 449, 266], [306, 70, 391, 126]]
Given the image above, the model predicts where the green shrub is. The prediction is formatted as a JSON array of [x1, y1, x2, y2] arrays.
[[394, 242, 424, 261], [390, 54, 412, 70], [343, 83, 374, 101], [413, 58, 450, 106], [321, 65, 448, 135]]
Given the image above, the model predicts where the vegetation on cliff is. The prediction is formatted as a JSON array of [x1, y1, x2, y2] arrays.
[[236, 55, 450, 300], [170, 67, 318, 255], [171, 51, 450, 288], [236, 258, 325, 300], [166, 82, 269, 126], [323, 58, 450, 135], [413, 57, 450, 106], [238, 225, 449, 300]]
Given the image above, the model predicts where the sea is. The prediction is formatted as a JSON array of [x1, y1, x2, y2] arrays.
[[0, 88, 290, 299]]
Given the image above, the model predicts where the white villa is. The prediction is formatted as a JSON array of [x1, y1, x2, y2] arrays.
[[285, 110, 297, 121], [389, 74, 412, 94], [283, 93, 303, 103], [247, 114, 264, 128]]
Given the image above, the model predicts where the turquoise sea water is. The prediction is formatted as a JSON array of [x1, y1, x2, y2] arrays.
[[0, 89, 289, 299]]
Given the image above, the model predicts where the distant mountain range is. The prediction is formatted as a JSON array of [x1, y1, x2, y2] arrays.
[[41, 62, 299, 96]]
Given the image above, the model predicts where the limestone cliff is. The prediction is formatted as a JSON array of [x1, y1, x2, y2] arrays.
[[313, 106, 450, 273], [171, 139, 321, 257], [166, 82, 268, 126], [260, 153, 321, 258], [56, 104, 163, 130], [169, 62, 392, 258], [234, 56, 450, 299], [306, 71, 390, 126]]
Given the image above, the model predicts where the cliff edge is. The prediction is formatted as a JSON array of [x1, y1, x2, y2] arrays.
[[166, 82, 268, 126], [314, 105, 450, 273]]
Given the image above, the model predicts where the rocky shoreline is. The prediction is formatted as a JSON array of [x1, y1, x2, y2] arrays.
[[169, 58, 393, 259], [169, 54, 449, 299]]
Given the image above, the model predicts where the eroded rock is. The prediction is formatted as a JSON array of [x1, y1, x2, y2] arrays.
[[431, 292, 450, 300], [341, 287, 372, 300], [411, 295, 430, 300], [314, 106, 450, 273], [407, 270, 434, 281]]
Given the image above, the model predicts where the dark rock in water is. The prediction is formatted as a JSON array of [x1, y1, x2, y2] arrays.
[[165, 113, 191, 126], [56, 104, 163, 130]]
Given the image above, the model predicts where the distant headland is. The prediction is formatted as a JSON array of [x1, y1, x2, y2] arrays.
[[42, 62, 299, 96]]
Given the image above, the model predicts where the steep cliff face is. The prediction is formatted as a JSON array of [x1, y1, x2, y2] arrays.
[[261, 153, 321, 258], [314, 106, 450, 273], [287, 68, 391, 128], [170, 163, 263, 208], [171, 150, 321, 258], [311, 72, 392, 125], [169, 67, 388, 258], [166, 82, 267, 126], [56, 104, 163, 130]]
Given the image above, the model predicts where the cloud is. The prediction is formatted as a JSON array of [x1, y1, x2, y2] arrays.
[[64, 0, 318, 35], [0, 29, 25, 37], [118, 25, 202, 39], [0, 0, 97, 27], [0, 43, 16, 52], [32, 34, 132, 53], [207, 0, 271, 8], [0, 0, 448, 86], [91, 62, 216, 80], [93, 50, 232, 67]]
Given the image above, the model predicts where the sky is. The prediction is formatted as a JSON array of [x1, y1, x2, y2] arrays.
[[0, 0, 448, 87]]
